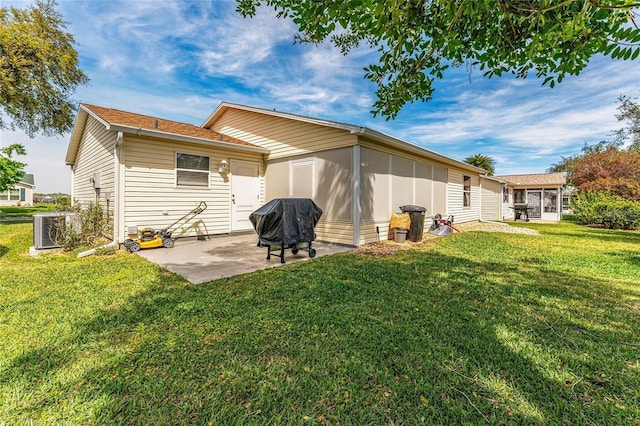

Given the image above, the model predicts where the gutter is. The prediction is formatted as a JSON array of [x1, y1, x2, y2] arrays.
[[77, 131, 123, 257], [360, 128, 488, 174]]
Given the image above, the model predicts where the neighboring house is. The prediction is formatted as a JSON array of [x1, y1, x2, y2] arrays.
[[66, 103, 495, 247], [0, 174, 34, 207], [495, 172, 567, 222], [562, 186, 575, 213]]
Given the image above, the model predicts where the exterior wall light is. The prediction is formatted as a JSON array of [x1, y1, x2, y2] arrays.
[[218, 159, 229, 174]]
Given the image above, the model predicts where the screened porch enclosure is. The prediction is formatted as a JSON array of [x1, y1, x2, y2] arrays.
[[513, 188, 561, 220]]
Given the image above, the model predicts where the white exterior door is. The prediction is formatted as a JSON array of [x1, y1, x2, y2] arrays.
[[231, 160, 260, 231]]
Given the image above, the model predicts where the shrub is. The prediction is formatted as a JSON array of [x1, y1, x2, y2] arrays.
[[572, 191, 640, 229], [52, 202, 112, 250], [55, 197, 71, 209]]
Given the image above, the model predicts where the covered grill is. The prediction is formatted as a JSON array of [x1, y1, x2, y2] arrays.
[[249, 198, 323, 263], [511, 203, 533, 221]]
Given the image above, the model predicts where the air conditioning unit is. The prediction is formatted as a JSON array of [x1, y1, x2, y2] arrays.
[[33, 212, 80, 250]]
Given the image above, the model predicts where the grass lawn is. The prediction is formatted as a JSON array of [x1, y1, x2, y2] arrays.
[[0, 219, 638, 424], [0, 204, 57, 217]]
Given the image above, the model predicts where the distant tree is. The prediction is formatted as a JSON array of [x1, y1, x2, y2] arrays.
[[571, 147, 640, 201], [615, 95, 640, 151], [237, 1, 640, 119], [547, 139, 622, 182], [0, 0, 89, 137], [464, 154, 495, 175], [0, 144, 26, 192]]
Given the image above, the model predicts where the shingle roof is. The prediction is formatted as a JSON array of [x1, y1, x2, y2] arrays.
[[20, 173, 35, 186], [495, 172, 567, 186], [81, 104, 258, 148]]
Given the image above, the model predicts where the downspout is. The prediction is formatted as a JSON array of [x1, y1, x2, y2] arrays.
[[352, 145, 361, 246], [78, 131, 123, 257], [69, 165, 75, 206], [479, 175, 483, 222]]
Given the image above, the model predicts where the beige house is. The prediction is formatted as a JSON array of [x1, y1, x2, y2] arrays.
[[66, 102, 496, 247], [495, 172, 567, 222], [0, 174, 34, 207]]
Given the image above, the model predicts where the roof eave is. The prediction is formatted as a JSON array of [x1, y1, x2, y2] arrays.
[[482, 175, 506, 183], [65, 106, 92, 165], [109, 124, 269, 154], [361, 128, 488, 174], [202, 102, 361, 133]]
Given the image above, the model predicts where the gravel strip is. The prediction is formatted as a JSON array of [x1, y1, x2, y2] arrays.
[[456, 221, 539, 235]]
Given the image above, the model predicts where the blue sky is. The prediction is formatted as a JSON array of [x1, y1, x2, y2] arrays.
[[2, 0, 639, 194]]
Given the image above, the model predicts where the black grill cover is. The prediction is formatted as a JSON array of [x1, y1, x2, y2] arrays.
[[249, 198, 323, 246]]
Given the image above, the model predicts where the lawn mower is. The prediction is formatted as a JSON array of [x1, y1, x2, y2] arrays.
[[124, 201, 207, 252], [428, 213, 459, 236]]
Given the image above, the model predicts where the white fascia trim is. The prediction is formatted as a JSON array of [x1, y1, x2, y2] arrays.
[[361, 128, 488, 175]]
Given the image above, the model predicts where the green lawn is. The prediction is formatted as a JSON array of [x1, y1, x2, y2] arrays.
[[0, 204, 57, 217], [1, 220, 638, 424]]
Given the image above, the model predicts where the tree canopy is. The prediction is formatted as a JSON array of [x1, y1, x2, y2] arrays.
[[0, 144, 26, 193], [463, 153, 495, 175], [572, 147, 640, 200], [615, 95, 640, 150], [0, 0, 88, 137], [237, 0, 640, 119]]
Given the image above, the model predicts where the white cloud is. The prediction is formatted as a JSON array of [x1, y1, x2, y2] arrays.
[[4, 0, 639, 190]]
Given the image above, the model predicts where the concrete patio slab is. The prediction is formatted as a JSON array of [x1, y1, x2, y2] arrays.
[[134, 233, 353, 284]]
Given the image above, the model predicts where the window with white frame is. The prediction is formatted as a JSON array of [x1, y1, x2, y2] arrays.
[[176, 153, 210, 187], [9, 189, 19, 200], [463, 175, 471, 207]]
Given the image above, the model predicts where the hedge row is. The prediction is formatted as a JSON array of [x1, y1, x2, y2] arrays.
[[572, 192, 640, 230]]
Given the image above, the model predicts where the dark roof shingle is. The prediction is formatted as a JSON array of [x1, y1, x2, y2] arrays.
[[495, 172, 567, 186], [82, 104, 258, 148]]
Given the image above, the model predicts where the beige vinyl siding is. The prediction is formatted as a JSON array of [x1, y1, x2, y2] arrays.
[[264, 158, 289, 200], [209, 109, 358, 159], [415, 163, 433, 215], [315, 148, 353, 222], [432, 166, 448, 216], [447, 169, 480, 223], [360, 148, 390, 222], [121, 135, 263, 238], [264, 147, 353, 223], [391, 156, 414, 213], [72, 116, 115, 214], [360, 147, 448, 220], [358, 220, 385, 245], [315, 220, 353, 246], [359, 147, 450, 244], [481, 179, 502, 221]]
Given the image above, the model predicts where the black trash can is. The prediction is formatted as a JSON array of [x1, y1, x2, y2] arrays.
[[400, 205, 427, 242]]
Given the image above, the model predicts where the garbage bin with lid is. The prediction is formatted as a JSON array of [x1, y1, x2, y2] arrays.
[[399, 205, 427, 242]]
